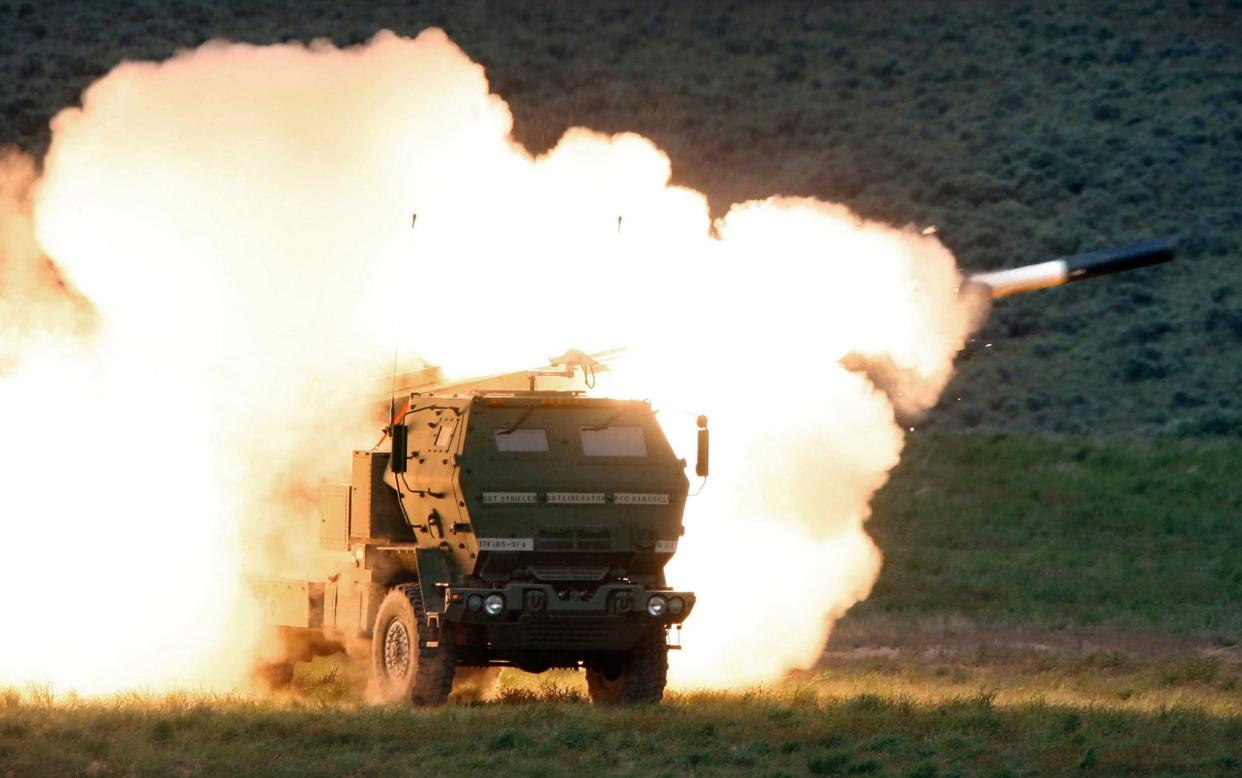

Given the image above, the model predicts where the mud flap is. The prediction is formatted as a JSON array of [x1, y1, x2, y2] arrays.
[[414, 547, 451, 618]]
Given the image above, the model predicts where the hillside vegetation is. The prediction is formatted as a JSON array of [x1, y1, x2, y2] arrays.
[[1, 0, 1238, 436], [847, 431, 1242, 643]]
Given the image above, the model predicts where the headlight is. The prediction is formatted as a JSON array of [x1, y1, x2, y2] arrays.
[[484, 593, 506, 616], [667, 596, 685, 616], [466, 594, 483, 612], [646, 595, 668, 617]]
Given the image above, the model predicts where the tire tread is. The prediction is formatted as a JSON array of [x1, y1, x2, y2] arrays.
[[586, 629, 668, 704], [375, 583, 455, 706]]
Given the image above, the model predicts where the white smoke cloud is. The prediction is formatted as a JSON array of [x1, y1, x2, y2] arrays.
[[0, 29, 981, 693]]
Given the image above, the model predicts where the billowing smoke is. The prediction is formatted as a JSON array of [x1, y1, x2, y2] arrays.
[[0, 151, 95, 372], [0, 30, 980, 693]]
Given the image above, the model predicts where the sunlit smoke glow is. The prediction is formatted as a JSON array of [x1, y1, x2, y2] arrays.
[[0, 29, 981, 694]]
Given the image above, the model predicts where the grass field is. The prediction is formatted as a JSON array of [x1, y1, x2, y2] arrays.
[[2, 685, 1240, 777], [3, 433, 1238, 776]]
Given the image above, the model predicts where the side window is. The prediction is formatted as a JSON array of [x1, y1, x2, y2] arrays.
[[433, 420, 456, 449], [580, 426, 647, 457], [495, 428, 549, 453]]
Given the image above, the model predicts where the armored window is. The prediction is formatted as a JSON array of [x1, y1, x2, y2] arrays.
[[494, 428, 549, 452], [434, 420, 456, 449], [579, 426, 647, 457]]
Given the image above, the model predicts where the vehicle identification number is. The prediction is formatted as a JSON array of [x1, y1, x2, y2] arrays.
[[547, 492, 606, 504], [482, 492, 538, 504], [614, 493, 670, 505], [477, 537, 535, 551]]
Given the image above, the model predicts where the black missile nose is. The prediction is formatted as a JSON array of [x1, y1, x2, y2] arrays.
[[1063, 237, 1175, 280]]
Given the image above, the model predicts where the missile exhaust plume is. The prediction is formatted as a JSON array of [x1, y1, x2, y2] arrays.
[[0, 30, 982, 694]]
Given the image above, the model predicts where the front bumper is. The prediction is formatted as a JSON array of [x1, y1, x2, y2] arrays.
[[443, 582, 695, 652]]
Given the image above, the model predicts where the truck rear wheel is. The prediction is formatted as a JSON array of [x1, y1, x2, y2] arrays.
[[586, 629, 668, 704], [253, 660, 294, 690], [252, 627, 302, 691], [371, 584, 455, 706]]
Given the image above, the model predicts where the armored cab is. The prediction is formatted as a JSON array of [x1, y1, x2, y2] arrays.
[[264, 353, 698, 705]]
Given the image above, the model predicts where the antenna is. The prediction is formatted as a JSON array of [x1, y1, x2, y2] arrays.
[[389, 354, 397, 427], [384, 211, 419, 473], [389, 212, 418, 434]]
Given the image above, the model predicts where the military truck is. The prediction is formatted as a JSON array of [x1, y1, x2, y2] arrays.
[[260, 350, 701, 705], [260, 237, 1172, 706]]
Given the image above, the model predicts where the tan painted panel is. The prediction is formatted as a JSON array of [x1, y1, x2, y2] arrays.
[[350, 451, 377, 540], [264, 580, 323, 629], [350, 450, 408, 542], [319, 484, 351, 551], [338, 581, 363, 635]]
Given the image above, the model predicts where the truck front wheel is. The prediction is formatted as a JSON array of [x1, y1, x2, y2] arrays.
[[585, 629, 668, 704], [371, 584, 455, 706]]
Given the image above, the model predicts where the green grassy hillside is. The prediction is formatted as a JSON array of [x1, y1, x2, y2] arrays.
[[845, 431, 1242, 642], [1, 0, 1238, 436]]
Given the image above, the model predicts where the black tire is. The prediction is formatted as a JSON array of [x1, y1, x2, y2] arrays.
[[253, 660, 294, 690], [253, 627, 299, 691], [586, 629, 668, 705], [371, 584, 456, 706]]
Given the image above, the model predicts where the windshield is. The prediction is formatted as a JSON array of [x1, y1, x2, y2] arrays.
[[494, 428, 549, 452], [579, 425, 647, 457]]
